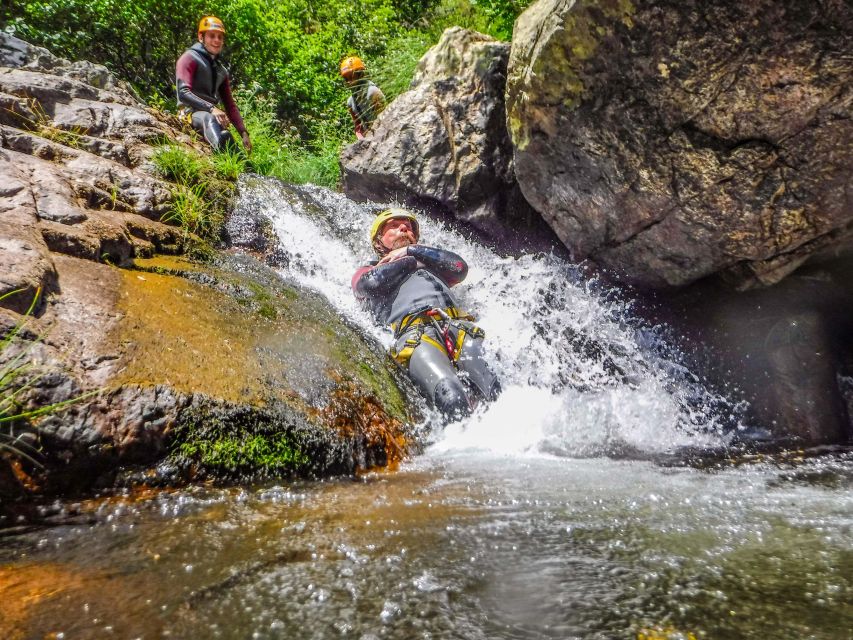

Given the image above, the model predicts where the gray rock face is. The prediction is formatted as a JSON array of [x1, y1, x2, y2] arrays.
[[341, 27, 549, 249], [0, 161, 58, 313], [0, 30, 191, 295], [507, 0, 852, 289], [0, 33, 124, 92]]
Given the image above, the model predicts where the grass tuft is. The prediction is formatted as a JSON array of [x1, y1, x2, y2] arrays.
[[151, 144, 232, 242], [151, 144, 205, 184], [161, 182, 221, 239], [0, 288, 97, 467], [210, 150, 248, 181]]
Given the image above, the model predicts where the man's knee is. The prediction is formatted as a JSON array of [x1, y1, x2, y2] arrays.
[[433, 378, 471, 420], [192, 111, 236, 151]]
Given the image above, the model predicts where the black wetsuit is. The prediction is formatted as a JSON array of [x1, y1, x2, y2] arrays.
[[352, 245, 499, 419], [346, 79, 385, 138], [175, 42, 245, 151]]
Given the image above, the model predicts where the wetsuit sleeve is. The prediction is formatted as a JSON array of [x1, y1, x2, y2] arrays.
[[352, 257, 419, 300], [350, 108, 364, 137], [347, 97, 364, 137], [219, 75, 246, 134], [407, 245, 468, 286], [176, 52, 215, 112]]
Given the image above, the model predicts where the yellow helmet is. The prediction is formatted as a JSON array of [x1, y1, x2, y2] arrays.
[[370, 208, 419, 254], [198, 15, 226, 35], [339, 56, 366, 80]]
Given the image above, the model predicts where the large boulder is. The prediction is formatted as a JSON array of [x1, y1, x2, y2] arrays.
[[506, 0, 852, 289], [0, 37, 418, 503], [0, 31, 195, 295], [3, 250, 416, 496], [341, 27, 554, 251]]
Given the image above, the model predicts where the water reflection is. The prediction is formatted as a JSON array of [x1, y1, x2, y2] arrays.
[[3, 453, 851, 639]]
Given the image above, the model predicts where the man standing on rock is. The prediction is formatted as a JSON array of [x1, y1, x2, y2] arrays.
[[352, 208, 500, 420], [339, 56, 385, 140], [175, 16, 251, 154]]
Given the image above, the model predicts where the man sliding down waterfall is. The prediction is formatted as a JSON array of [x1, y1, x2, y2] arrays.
[[352, 208, 500, 420]]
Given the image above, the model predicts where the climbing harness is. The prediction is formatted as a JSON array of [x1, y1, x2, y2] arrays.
[[390, 307, 484, 368], [427, 308, 457, 359], [391, 306, 471, 336]]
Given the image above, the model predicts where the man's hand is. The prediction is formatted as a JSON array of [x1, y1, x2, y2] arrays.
[[211, 106, 230, 128], [241, 131, 252, 155], [377, 246, 409, 265]]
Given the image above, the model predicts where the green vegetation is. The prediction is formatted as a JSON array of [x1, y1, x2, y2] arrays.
[[151, 143, 240, 240], [0, 289, 95, 467], [2, 0, 532, 187], [177, 432, 309, 475], [151, 143, 208, 184]]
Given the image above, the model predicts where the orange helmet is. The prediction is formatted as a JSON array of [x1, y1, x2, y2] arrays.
[[339, 56, 365, 80], [198, 16, 226, 35]]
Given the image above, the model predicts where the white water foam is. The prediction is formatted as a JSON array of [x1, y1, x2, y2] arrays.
[[236, 176, 734, 458]]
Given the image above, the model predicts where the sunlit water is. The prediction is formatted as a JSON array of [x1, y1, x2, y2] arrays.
[[2, 178, 851, 639]]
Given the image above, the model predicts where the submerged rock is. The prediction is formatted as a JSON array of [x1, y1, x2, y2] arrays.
[[341, 27, 557, 252], [507, 0, 852, 289]]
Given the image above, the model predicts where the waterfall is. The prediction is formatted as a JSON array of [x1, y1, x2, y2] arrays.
[[233, 176, 740, 458]]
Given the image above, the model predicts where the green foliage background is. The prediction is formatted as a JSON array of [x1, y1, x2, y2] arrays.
[[1, 0, 531, 185]]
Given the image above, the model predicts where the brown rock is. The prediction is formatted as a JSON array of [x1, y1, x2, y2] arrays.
[[0, 34, 416, 502], [507, 0, 853, 288], [0, 151, 57, 313], [341, 27, 553, 250]]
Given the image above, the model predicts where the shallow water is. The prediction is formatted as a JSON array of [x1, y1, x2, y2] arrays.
[[2, 451, 851, 639]]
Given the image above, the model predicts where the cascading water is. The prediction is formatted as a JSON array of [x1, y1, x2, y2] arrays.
[[3, 176, 850, 640], [236, 175, 739, 458]]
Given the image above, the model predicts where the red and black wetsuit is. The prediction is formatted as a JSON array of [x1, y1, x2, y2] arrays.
[[175, 42, 245, 149], [352, 245, 467, 327], [353, 245, 499, 419]]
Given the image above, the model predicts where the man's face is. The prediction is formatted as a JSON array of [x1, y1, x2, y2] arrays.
[[199, 30, 225, 56], [380, 218, 417, 251]]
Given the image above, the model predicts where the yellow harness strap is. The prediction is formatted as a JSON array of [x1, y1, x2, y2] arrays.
[[391, 332, 446, 367], [178, 107, 193, 126], [391, 307, 474, 336], [390, 322, 485, 367]]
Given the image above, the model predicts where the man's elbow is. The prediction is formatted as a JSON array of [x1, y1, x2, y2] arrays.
[[448, 261, 468, 286]]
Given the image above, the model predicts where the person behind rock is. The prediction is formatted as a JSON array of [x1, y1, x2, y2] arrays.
[[339, 56, 386, 140], [175, 16, 251, 154], [352, 208, 500, 420]]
